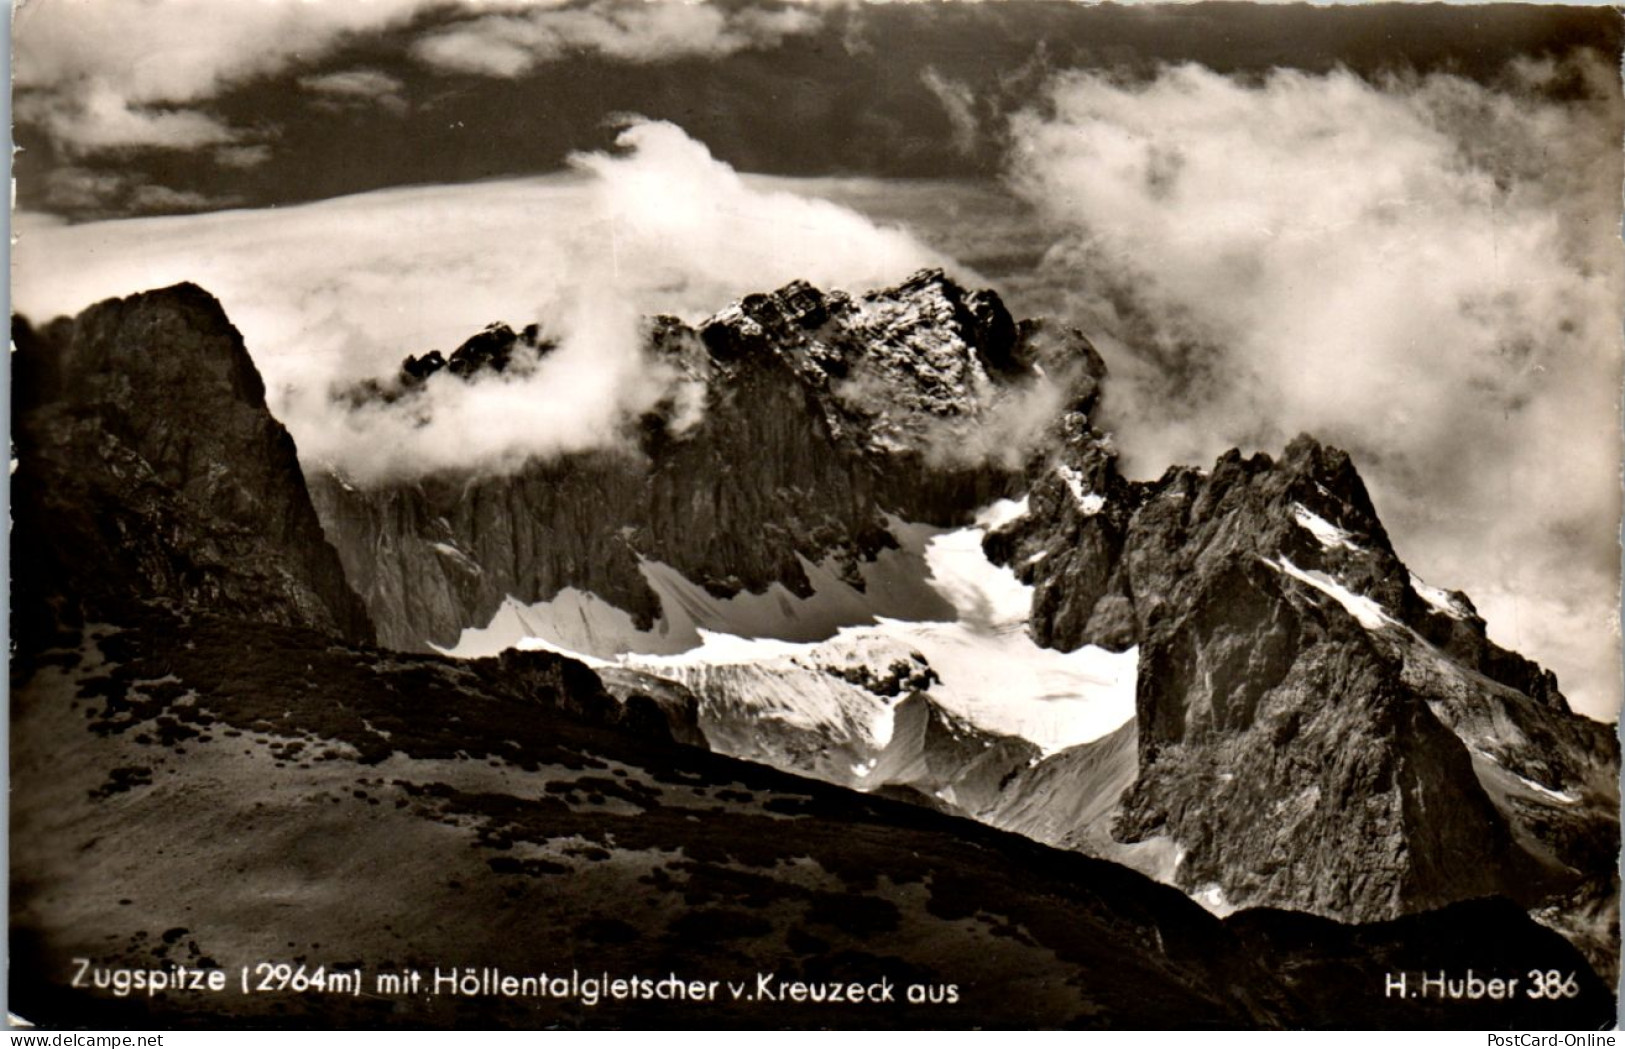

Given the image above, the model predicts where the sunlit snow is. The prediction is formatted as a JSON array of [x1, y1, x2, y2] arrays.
[[1056, 464, 1105, 516], [1469, 745, 1580, 805], [1409, 572, 1470, 620], [431, 542, 482, 574], [1291, 503, 1356, 550], [1266, 556, 1393, 630], [441, 518, 953, 660], [1515, 775, 1581, 805], [975, 496, 1029, 531], [1190, 882, 1238, 918], [450, 506, 1137, 754]]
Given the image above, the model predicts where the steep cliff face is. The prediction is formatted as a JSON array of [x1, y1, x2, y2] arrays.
[[12, 285, 374, 647], [863, 693, 1042, 814], [310, 270, 1102, 651], [983, 720, 1143, 859], [1118, 554, 1530, 919], [985, 425, 1619, 967], [990, 430, 1567, 709]]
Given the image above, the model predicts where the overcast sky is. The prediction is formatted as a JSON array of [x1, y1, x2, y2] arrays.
[[11, 0, 1623, 721]]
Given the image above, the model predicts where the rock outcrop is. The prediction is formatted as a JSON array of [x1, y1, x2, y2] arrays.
[[11, 284, 375, 647], [986, 423, 1620, 975]]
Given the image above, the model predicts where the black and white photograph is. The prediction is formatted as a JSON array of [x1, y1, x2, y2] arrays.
[[8, 0, 1623, 1031]]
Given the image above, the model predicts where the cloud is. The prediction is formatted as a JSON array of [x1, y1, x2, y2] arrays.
[[14, 119, 942, 484], [42, 167, 128, 212], [921, 67, 980, 156], [314, 289, 684, 478], [38, 166, 232, 215], [300, 69, 410, 115], [1007, 58, 1623, 718], [214, 144, 275, 169], [14, 0, 825, 157], [17, 81, 242, 152], [563, 119, 939, 296], [127, 184, 231, 214], [13, 0, 441, 155], [411, 2, 820, 77]]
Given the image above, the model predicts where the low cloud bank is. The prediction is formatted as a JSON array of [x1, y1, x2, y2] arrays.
[[15, 120, 944, 482]]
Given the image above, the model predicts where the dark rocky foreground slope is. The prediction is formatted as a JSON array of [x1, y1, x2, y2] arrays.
[[12, 614, 1612, 1029], [12, 613, 1612, 1032], [9, 282, 1617, 1029]]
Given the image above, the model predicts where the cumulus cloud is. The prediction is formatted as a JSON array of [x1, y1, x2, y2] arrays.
[[14, 119, 942, 483], [214, 144, 275, 169], [300, 69, 410, 115], [563, 120, 938, 295], [411, 2, 820, 77], [23, 82, 244, 152], [314, 291, 682, 478], [42, 167, 128, 212], [14, 0, 826, 157], [1007, 58, 1623, 718]]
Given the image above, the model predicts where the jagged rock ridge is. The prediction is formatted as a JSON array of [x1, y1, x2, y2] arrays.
[[985, 421, 1620, 976], [310, 269, 1101, 651]]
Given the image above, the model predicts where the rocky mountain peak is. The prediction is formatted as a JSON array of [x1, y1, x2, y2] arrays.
[[989, 427, 1550, 699], [12, 285, 375, 646], [698, 269, 1026, 384], [14, 277, 1615, 1003], [18, 282, 266, 421], [400, 321, 552, 385], [310, 271, 1074, 650], [692, 269, 1105, 466], [980, 416, 1615, 956], [858, 266, 1023, 375]]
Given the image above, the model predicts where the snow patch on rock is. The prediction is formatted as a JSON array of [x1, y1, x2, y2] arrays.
[[442, 520, 954, 660], [630, 518, 1138, 754], [1266, 556, 1394, 631], [975, 496, 1030, 531], [431, 542, 482, 575], [1469, 745, 1581, 806], [1190, 882, 1239, 918], [1056, 464, 1105, 516], [1410, 572, 1471, 620], [1291, 503, 1356, 550]]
